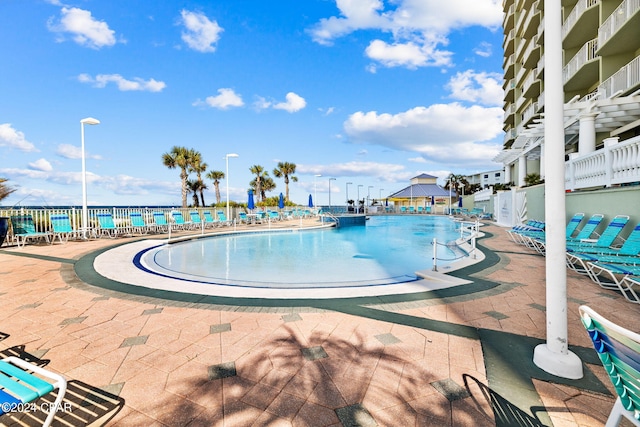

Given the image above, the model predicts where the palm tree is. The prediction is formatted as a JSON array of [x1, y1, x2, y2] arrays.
[[0, 178, 17, 202], [249, 165, 268, 202], [187, 179, 201, 207], [260, 176, 276, 201], [188, 150, 208, 207], [206, 170, 225, 205], [273, 161, 298, 201], [162, 146, 193, 208]]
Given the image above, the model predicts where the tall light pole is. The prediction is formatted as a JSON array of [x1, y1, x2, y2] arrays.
[[367, 186, 373, 205], [80, 117, 100, 239], [314, 174, 322, 207], [346, 182, 352, 209], [379, 188, 384, 204], [328, 178, 336, 210], [357, 184, 363, 211], [225, 153, 239, 221]]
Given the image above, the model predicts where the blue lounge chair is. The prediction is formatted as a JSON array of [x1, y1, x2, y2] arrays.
[[425, 206, 432, 214], [579, 305, 640, 426], [0, 356, 67, 427], [49, 213, 78, 244], [268, 211, 280, 221], [567, 213, 605, 242], [520, 213, 585, 250], [152, 212, 169, 233], [10, 215, 51, 247], [96, 212, 123, 238], [400, 206, 407, 213]]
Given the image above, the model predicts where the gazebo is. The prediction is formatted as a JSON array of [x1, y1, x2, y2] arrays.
[[387, 174, 455, 212]]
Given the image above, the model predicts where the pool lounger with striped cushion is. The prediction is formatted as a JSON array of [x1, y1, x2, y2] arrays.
[[0, 356, 67, 427]]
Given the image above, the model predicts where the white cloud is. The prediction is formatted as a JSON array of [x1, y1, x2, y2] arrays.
[[273, 92, 307, 113], [48, 7, 118, 49], [365, 37, 452, 69], [408, 157, 427, 163], [78, 73, 166, 92], [474, 41, 493, 57], [195, 88, 244, 109], [446, 70, 503, 106], [343, 103, 503, 165], [253, 96, 272, 111], [309, 0, 501, 69], [179, 10, 223, 53], [56, 144, 102, 160], [298, 161, 409, 182], [28, 158, 53, 172], [0, 124, 38, 152]]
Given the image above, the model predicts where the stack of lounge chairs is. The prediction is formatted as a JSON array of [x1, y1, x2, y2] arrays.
[[507, 213, 640, 304]]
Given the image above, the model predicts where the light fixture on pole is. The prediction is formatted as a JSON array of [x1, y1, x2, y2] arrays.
[[225, 153, 239, 221], [367, 186, 373, 205], [357, 184, 363, 209], [314, 174, 322, 208], [346, 182, 352, 209], [328, 178, 336, 210], [80, 117, 100, 239]]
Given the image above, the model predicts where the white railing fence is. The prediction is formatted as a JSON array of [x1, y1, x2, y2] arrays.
[[566, 135, 640, 191]]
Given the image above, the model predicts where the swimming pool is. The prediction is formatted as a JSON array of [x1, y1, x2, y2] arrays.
[[135, 215, 464, 289]]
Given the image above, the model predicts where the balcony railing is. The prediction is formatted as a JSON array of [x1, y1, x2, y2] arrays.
[[562, 0, 599, 39], [563, 38, 598, 83], [598, 54, 640, 98], [566, 135, 640, 190], [599, 0, 640, 47]]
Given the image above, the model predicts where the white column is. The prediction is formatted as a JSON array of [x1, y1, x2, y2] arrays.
[[539, 142, 546, 180], [518, 155, 527, 187], [504, 164, 511, 184], [578, 113, 597, 155], [533, 0, 583, 379]]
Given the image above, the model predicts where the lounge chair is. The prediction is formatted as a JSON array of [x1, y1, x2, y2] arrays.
[[202, 211, 219, 228], [49, 213, 78, 244], [10, 215, 51, 247], [96, 212, 123, 238], [400, 206, 407, 213], [171, 211, 193, 230], [579, 305, 640, 426], [425, 206, 432, 214], [566, 215, 629, 252], [152, 212, 170, 233], [216, 211, 231, 226], [520, 213, 585, 252], [567, 213, 605, 243], [129, 212, 152, 235], [268, 211, 280, 221], [189, 211, 203, 229], [586, 261, 640, 301], [0, 356, 67, 427], [238, 212, 249, 224], [566, 224, 640, 274]]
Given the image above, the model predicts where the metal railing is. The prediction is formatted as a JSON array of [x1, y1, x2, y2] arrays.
[[563, 38, 599, 84], [599, 0, 640, 48], [598, 54, 640, 98]]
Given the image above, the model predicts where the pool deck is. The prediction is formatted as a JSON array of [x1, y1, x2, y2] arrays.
[[0, 217, 637, 426]]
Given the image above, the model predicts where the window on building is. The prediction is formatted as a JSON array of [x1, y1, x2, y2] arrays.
[[495, 173, 501, 177], [483, 174, 489, 179]]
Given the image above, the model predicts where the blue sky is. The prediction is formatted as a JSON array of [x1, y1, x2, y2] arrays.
[[0, 0, 504, 207]]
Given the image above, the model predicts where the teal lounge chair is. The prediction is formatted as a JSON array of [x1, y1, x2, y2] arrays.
[[189, 211, 203, 229], [49, 213, 78, 244], [171, 211, 193, 230], [152, 212, 169, 233], [520, 213, 584, 250], [567, 213, 605, 242], [129, 212, 153, 235], [566, 215, 629, 251], [0, 356, 67, 427], [202, 211, 219, 228], [238, 212, 249, 224], [10, 215, 51, 247], [268, 211, 280, 221], [96, 212, 123, 238], [400, 206, 407, 213], [567, 224, 640, 274], [579, 306, 640, 426], [216, 211, 231, 226]]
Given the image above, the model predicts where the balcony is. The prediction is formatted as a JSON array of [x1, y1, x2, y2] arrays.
[[562, 0, 599, 48], [598, 0, 640, 56], [566, 135, 640, 190], [504, 4, 515, 32], [504, 79, 516, 103], [521, 102, 539, 127], [517, 1, 541, 39], [522, 69, 542, 99], [598, 55, 640, 98], [503, 54, 516, 80], [504, 103, 516, 127], [563, 38, 600, 91], [522, 35, 541, 69]]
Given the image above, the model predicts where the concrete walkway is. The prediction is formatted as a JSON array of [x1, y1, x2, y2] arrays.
[[0, 219, 637, 426]]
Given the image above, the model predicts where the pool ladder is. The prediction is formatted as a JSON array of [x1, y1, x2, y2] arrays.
[[321, 212, 340, 227]]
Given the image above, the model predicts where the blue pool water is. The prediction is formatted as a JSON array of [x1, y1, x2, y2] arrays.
[[137, 215, 463, 289]]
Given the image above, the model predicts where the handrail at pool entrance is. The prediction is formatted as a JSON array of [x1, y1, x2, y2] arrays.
[[431, 219, 481, 271], [320, 211, 340, 227]]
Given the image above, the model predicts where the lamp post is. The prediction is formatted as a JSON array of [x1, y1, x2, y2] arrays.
[[346, 182, 352, 209], [314, 174, 322, 208], [357, 185, 363, 212], [367, 186, 373, 205], [328, 178, 336, 210], [225, 153, 239, 221], [80, 117, 100, 239], [379, 188, 384, 205]]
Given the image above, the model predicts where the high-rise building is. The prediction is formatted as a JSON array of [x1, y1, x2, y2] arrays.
[[494, 0, 640, 190]]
